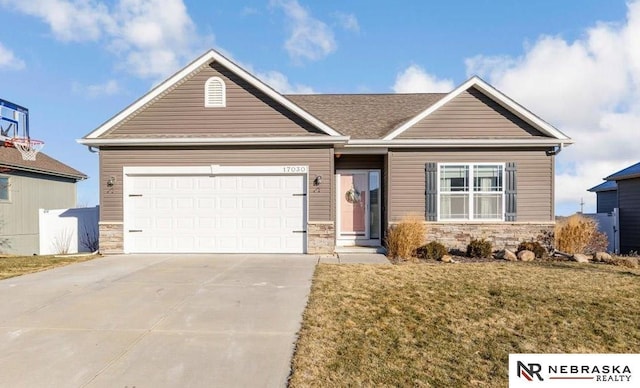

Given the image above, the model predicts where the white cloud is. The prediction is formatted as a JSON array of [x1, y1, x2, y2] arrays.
[[0, 42, 25, 70], [73, 79, 121, 97], [257, 70, 314, 94], [465, 0, 640, 214], [0, 0, 211, 79], [270, 0, 336, 62], [333, 12, 360, 33], [393, 64, 454, 93]]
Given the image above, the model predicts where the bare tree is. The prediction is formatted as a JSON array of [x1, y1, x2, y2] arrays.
[[79, 222, 99, 252]]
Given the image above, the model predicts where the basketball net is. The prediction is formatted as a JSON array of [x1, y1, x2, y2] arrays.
[[11, 138, 44, 161]]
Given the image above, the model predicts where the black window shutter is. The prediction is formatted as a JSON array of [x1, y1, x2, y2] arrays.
[[425, 162, 437, 221], [505, 162, 517, 221]]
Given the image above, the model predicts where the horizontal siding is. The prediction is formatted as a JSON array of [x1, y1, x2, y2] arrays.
[[335, 155, 384, 170], [399, 87, 546, 139], [618, 179, 640, 253], [388, 148, 553, 222], [0, 172, 77, 255], [596, 191, 617, 214], [99, 147, 332, 223], [106, 62, 323, 138]]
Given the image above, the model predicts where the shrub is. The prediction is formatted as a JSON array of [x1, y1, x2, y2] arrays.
[[517, 241, 547, 258], [466, 238, 492, 258], [418, 241, 448, 261], [385, 215, 426, 261], [555, 214, 599, 254], [585, 230, 609, 254]]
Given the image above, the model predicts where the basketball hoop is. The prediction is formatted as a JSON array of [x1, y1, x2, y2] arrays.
[[10, 137, 44, 161]]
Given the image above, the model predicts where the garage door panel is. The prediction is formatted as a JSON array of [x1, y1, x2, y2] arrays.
[[125, 174, 306, 253]]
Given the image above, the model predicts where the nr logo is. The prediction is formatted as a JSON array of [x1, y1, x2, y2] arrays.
[[517, 361, 544, 381]]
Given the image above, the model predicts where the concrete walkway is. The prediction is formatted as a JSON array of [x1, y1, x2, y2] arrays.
[[319, 253, 390, 264], [0, 254, 316, 388]]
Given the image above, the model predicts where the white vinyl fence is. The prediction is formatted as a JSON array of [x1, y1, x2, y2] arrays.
[[38, 206, 99, 255], [584, 208, 619, 254]]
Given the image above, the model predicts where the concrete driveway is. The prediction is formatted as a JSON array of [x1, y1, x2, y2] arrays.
[[0, 254, 317, 387]]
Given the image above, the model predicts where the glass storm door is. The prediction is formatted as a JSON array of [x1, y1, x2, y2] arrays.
[[337, 170, 381, 241]]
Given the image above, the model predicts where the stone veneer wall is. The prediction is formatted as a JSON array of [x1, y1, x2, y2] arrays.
[[424, 223, 554, 251], [308, 222, 335, 254], [99, 221, 335, 255], [99, 222, 124, 254]]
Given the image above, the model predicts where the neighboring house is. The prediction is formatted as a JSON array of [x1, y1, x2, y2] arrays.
[[79, 49, 573, 255], [587, 180, 618, 213], [0, 146, 87, 255], [589, 162, 640, 254]]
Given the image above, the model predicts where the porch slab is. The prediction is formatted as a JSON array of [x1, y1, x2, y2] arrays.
[[335, 253, 390, 264]]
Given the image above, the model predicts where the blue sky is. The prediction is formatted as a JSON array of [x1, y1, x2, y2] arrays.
[[0, 0, 637, 215]]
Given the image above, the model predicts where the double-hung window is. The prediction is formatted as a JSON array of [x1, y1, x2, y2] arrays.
[[438, 163, 504, 221]]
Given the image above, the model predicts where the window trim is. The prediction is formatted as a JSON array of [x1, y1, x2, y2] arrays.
[[0, 175, 10, 202], [437, 162, 505, 222], [204, 76, 226, 108]]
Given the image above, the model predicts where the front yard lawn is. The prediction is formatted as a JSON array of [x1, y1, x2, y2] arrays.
[[0, 254, 98, 280], [289, 262, 640, 387]]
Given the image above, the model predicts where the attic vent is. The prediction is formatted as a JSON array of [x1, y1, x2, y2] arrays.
[[204, 77, 226, 107]]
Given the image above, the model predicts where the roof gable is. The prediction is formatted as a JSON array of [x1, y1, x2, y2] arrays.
[[395, 87, 547, 139], [103, 61, 326, 139], [384, 76, 573, 142], [83, 49, 342, 140]]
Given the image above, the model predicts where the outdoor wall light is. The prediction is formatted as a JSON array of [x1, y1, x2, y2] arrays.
[[107, 176, 116, 187], [313, 175, 322, 186]]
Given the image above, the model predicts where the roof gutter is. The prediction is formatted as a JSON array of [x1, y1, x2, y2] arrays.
[[77, 136, 351, 147], [346, 139, 574, 148], [0, 163, 87, 181]]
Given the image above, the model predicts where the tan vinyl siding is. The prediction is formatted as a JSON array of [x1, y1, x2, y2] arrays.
[[105, 62, 324, 138], [398, 87, 546, 139], [388, 148, 553, 222], [99, 146, 332, 223], [0, 172, 77, 255], [618, 178, 640, 253]]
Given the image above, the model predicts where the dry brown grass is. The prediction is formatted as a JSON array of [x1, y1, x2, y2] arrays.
[[290, 262, 640, 387], [385, 214, 426, 261], [555, 214, 599, 254], [0, 254, 98, 280]]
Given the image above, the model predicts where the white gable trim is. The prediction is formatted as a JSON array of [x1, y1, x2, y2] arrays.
[[383, 76, 572, 141], [84, 49, 342, 139]]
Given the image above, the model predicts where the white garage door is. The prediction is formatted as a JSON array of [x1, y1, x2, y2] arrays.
[[124, 174, 306, 253]]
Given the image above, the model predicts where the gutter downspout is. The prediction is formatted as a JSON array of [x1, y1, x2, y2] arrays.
[[546, 142, 564, 156]]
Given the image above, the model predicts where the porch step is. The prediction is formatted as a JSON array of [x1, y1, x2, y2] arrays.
[[334, 246, 386, 254]]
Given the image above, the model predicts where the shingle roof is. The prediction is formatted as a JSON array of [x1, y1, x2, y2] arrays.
[[0, 146, 87, 181], [587, 180, 617, 192], [605, 162, 640, 181], [285, 93, 446, 139]]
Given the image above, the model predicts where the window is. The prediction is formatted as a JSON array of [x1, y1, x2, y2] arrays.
[[0, 176, 9, 201], [438, 163, 504, 221], [204, 77, 226, 107]]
